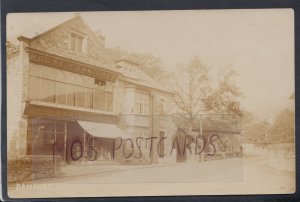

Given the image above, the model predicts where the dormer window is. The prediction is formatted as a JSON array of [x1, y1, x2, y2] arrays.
[[70, 33, 86, 53], [116, 59, 138, 79]]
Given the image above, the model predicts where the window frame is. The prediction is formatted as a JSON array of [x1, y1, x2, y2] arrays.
[[28, 64, 114, 112], [69, 31, 87, 54], [126, 90, 150, 115]]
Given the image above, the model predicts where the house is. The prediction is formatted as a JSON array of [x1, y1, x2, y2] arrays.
[[171, 115, 242, 162], [7, 14, 175, 165]]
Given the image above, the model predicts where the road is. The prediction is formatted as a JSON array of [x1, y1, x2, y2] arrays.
[[8, 156, 295, 198], [48, 157, 243, 184]]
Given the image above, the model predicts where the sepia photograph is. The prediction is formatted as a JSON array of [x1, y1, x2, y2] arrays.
[[6, 9, 295, 198]]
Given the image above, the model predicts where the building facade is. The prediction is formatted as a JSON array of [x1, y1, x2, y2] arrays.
[[172, 115, 242, 163], [7, 15, 176, 165]]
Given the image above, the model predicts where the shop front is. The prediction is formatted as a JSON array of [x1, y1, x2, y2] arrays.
[[24, 101, 129, 164]]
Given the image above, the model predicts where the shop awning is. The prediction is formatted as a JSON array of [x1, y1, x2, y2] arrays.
[[78, 121, 131, 139]]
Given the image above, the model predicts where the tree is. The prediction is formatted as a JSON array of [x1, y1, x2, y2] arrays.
[[172, 56, 211, 133], [269, 108, 294, 143], [203, 66, 243, 115], [243, 121, 271, 146], [6, 41, 19, 59]]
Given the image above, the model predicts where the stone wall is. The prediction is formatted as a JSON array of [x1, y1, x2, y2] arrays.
[[7, 55, 21, 157], [114, 80, 127, 116], [8, 155, 62, 184], [114, 87, 176, 164], [151, 92, 177, 164]]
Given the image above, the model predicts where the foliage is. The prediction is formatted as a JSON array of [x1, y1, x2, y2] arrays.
[[269, 108, 294, 143], [172, 56, 211, 123], [242, 108, 295, 145], [243, 121, 270, 145], [202, 66, 243, 115], [6, 41, 19, 58]]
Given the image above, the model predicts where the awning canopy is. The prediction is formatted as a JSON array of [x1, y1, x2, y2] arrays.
[[78, 121, 131, 139]]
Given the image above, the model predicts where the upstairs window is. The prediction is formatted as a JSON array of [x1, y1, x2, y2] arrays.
[[94, 79, 114, 112], [28, 64, 114, 112], [133, 93, 149, 115], [70, 33, 85, 53]]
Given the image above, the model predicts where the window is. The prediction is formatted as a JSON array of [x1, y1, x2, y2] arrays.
[[37, 120, 55, 151], [133, 93, 149, 115], [76, 86, 86, 107], [70, 33, 85, 53], [126, 90, 135, 113], [120, 64, 137, 79], [66, 84, 76, 106], [56, 70, 68, 82], [28, 65, 114, 112], [40, 79, 56, 103], [127, 91, 149, 115], [28, 76, 40, 100], [105, 92, 113, 112], [94, 80, 114, 112], [85, 88, 93, 108], [29, 64, 40, 77], [28, 119, 67, 157], [56, 83, 67, 105], [41, 66, 56, 80], [94, 90, 105, 110]]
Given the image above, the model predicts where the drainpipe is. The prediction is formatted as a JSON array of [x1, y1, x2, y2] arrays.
[[151, 91, 154, 163]]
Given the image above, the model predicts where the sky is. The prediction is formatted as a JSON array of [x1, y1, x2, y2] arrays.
[[7, 9, 295, 121]]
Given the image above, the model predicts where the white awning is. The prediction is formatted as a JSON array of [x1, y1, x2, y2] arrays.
[[78, 121, 131, 139]]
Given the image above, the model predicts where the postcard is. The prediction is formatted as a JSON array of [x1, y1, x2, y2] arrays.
[[6, 9, 295, 198]]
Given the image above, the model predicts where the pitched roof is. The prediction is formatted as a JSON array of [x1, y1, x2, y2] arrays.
[[121, 69, 173, 95], [17, 13, 77, 39], [106, 48, 173, 94], [18, 14, 117, 71], [17, 13, 173, 95], [172, 115, 241, 134]]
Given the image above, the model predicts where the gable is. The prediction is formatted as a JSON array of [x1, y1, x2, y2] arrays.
[[28, 16, 116, 71], [21, 14, 174, 95]]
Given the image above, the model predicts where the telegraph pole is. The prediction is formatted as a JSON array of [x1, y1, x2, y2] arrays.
[[199, 114, 204, 162]]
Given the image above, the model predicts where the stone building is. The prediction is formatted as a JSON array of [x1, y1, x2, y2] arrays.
[[7, 14, 175, 165], [171, 115, 242, 163]]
